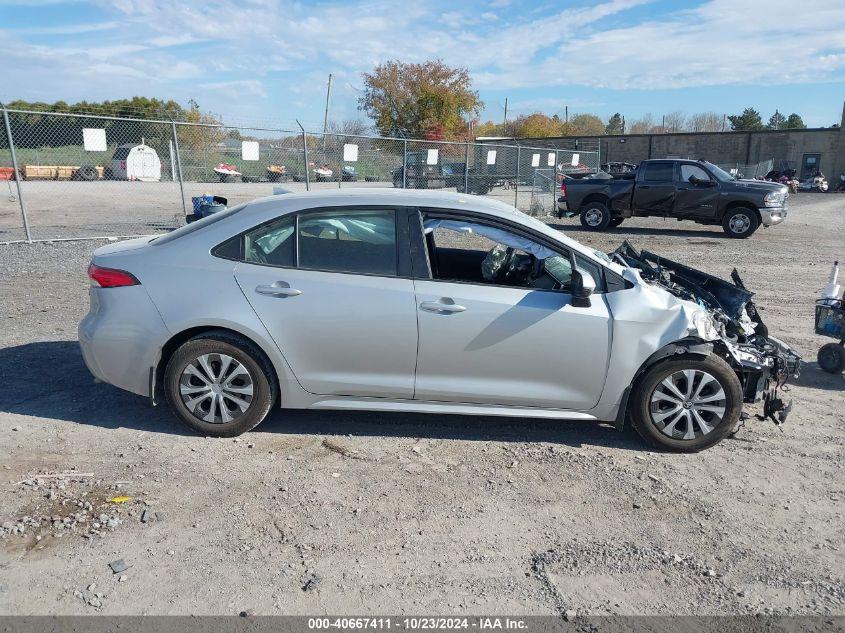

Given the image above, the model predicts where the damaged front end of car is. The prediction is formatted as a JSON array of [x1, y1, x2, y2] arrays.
[[610, 241, 801, 427]]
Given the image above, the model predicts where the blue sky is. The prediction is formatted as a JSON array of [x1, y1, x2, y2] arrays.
[[1, 0, 844, 131]]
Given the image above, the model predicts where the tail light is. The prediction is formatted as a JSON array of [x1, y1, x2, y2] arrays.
[[120, 160, 126, 170], [88, 263, 140, 288], [561, 180, 567, 198]]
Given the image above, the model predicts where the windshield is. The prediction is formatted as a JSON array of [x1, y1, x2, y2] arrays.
[[152, 203, 246, 245], [702, 161, 735, 182]]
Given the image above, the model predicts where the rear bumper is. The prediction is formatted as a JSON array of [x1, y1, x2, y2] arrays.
[[760, 206, 787, 226], [78, 285, 170, 397], [556, 197, 569, 214]]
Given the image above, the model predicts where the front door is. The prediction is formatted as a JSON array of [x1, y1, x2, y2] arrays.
[[673, 163, 719, 220], [234, 207, 418, 398], [413, 214, 611, 410], [633, 161, 676, 214]]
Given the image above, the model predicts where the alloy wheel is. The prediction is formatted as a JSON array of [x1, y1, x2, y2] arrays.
[[649, 369, 727, 440], [728, 213, 751, 235], [585, 208, 604, 227], [179, 353, 254, 424]]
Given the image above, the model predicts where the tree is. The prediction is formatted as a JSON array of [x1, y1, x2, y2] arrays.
[[605, 113, 624, 135], [628, 113, 656, 134], [785, 113, 806, 129], [663, 111, 686, 133], [767, 110, 786, 130], [567, 113, 605, 136], [687, 112, 723, 132], [728, 108, 765, 131], [514, 113, 564, 138], [358, 60, 483, 139]]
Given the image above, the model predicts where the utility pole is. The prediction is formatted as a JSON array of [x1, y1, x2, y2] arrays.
[[322, 73, 333, 151], [622, 115, 626, 134], [565, 106, 569, 123], [661, 114, 666, 133], [722, 114, 727, 132], [502, 98, 508, 133]]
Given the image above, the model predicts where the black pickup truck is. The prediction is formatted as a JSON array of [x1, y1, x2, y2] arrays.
[[557, 159, 789, 238]]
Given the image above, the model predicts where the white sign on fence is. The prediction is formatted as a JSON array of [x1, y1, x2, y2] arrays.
[[343, 143, 359, 162], [486, 150, 497, 165], [242, 141, 259, 161], [571, 153, 580, 167], [426, 149, 439, 165], [531, 153, 540, 167], [547, 152, 555, 167], [82, 128, 107, 152]]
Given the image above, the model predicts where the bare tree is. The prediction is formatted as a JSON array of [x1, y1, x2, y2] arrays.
[[628, 113, 655, 134], [663, 111, 686, 133], [687, 112, 723, 132]]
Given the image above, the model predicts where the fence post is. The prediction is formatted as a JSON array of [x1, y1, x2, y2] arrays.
[[402, 139, 408, 189], [514, 146, 521, 208], [297, 120, 310, 191], [170, 121, 187, 218], [2, 106, 32, 242], [463, 143, 470, 193]]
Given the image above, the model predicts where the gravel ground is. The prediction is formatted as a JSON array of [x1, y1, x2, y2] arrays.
[[0, 193, 842, 616]]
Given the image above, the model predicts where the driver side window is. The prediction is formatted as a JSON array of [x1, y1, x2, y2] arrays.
[[422, 214, 575, 291]]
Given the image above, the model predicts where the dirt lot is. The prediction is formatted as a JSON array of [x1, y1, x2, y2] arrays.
[[0, 193, 842, 616]]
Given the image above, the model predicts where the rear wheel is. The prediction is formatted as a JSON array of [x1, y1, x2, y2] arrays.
[[817, 343, 845, 374], [164, 332, 277, 437], [722, 207, 759, 238], [580, 201, 612, 231], [630, 354, 742, 452]]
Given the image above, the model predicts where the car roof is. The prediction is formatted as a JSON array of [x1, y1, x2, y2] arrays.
[[234, 188, 612, 267]]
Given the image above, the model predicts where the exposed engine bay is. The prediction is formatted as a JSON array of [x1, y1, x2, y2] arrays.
[[610, 241, 801, 426]]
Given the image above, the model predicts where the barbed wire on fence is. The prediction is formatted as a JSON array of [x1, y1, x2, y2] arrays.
[[0, 106, 600, 243]]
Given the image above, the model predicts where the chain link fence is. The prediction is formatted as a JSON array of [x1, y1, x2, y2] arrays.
[[0, 107, 600, 243]]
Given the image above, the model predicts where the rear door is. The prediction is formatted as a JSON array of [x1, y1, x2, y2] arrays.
[[673, 163, 719, 220], [233, 206, 419, 398], [632, 161, 676, 214]]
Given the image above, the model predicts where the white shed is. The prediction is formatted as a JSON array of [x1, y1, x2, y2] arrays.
[[108, 144, 162, 182]]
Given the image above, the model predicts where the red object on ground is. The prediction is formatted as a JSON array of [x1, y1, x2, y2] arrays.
[[0, 167, 18, 181]]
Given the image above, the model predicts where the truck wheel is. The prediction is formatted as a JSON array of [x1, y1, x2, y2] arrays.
[[817, 343, 845, 374], [580, 201, 612, 231], [609, 217, 625, 227], [722, 207, 759, 238], [630, 354, 742, 452]]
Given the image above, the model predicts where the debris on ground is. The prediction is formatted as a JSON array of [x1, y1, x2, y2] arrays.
[[109, 559, 128, 574]]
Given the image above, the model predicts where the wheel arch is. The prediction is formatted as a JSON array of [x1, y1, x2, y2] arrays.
[[581, 193, 611, 208], [153, 325, 282, 406], [613, 336, 714, 430]]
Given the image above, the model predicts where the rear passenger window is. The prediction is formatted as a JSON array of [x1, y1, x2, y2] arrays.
[[298, 209, 397, 276], [243, 215, 295, 267], [642, 162, 675, 181]]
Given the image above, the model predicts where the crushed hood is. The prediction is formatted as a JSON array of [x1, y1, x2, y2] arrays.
[[610, 241, 768, 342]]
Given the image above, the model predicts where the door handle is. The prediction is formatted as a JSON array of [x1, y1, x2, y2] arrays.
[[639, 185, 651, 189], [255, 282, 302, 298], [419, 300, 466, 314]]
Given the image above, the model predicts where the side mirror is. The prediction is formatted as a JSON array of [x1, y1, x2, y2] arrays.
[[571, 270, 596, 300]]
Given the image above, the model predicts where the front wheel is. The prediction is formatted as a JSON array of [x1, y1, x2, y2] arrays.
[[579, 201, 612, 231], [722, 208, 759, 238], [630, 354, 743, 452], [164, 332, 277, 437], [817, 343, 845, 374], [609, 217, 625, 227]]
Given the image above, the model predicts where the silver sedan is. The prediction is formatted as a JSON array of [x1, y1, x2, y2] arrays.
[[79, 189, 799, 452]]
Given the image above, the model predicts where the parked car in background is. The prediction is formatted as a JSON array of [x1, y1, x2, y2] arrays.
[[558, 159, 789, 238], [105, 144, 162, 182], [79, 189, 799, 452], [393, 151, 445, 189]]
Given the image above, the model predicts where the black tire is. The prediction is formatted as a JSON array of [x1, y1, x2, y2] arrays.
[[817, 343, 845, 374], [579, 201, 612, 231], [609, 217, 625, 227], [630, 354, 743, 453], [73, 165, 99, 181], [164, 331, 277, 437], [722, 207, 759, 238]]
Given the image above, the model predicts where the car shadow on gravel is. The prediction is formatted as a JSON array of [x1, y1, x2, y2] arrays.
[[0, 340, 646, 450], [793, 362, 845, 391], [547, 222, 727, 240]]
